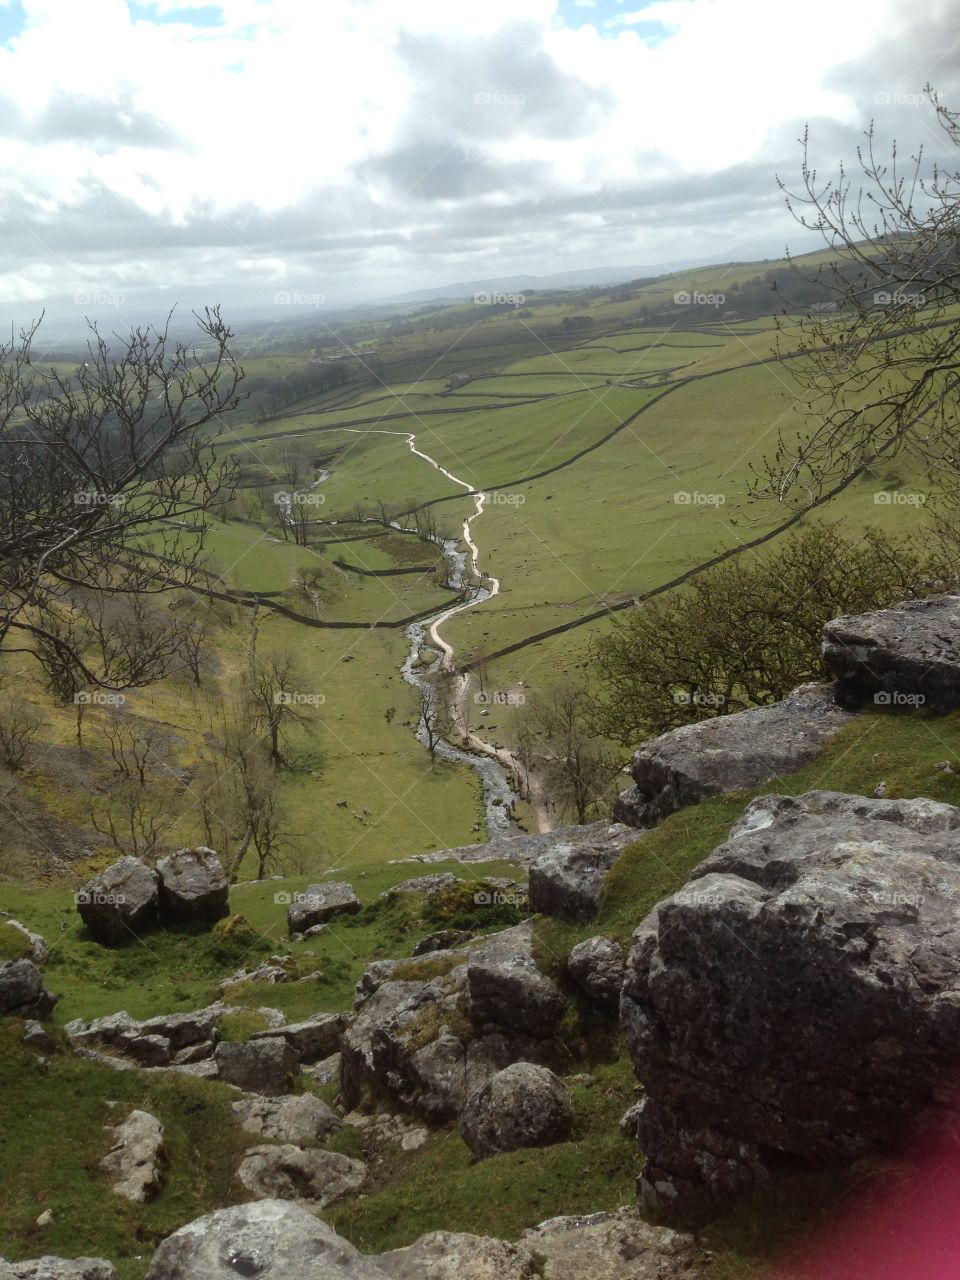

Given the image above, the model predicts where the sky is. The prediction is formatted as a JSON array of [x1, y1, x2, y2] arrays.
[[0, 0, 957, 325]]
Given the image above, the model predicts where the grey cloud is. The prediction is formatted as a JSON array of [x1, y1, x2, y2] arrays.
[[31, 88, 187, 149]]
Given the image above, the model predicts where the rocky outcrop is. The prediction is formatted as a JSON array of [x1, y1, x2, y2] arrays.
[[614, 683, 852, 830], [232, 1094, 341, 1144], [465, 924, 565, 1036], [214, 1038, 299, 1095], [520, 1208, 702, 1279], [100, 1109, 164, 1203], [342, 924, 563, 1120], [156, 848, 229, 923], [823, 591, 960, 711], [377, 1233, 536, 1279], [459, 1062, 572, 1157], [566, 937, 625, 1007], [250, 1011, 347, 1062], [526, 826, 634, 922], [145, 1200, 388, 1280], [0, 1260, 118, 1279], [77, 857, 159, 944], [287, 882, 361, 933], [621, 788, 960, 1226], [399, 822, 634, 873], [64, 1005, 220, 1069], [0, 959, 57, 1020], [237, 1145, 367, 1207]]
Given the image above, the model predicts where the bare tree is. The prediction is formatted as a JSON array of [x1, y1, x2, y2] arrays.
[[90, 781, 162, 858], [757, 90, 960, 516], [0, 308, 242, 698], [249, 652, 318, 767], [0, 696, 42, 770], [420, 666, 458, 758], [529, 683, 619, 824]]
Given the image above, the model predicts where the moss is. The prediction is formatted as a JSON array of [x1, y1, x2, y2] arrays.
[[216, 1009, 273, 1042], [0, 925, 34, 963], [391, 952, 463, 982]]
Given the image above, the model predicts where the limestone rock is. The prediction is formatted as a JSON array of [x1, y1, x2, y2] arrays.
[[214, 1038, 299, 1095], [77, 856, 159, 944], [251, 1011, 347, 1062], [156, 848, 229, 924], [237, 1144, 367, 1207], [521, 1208, 702, 1279], [0, 959, 57, 1020], [459, 1063, 572, 1157], [232, 1094, 341, 1143], [0, 1260, 118, 1279], [100, 1109, 164, 1203], [566, 937, 625, 1007], [621, 788, 960, 1225], [466, 923, 565, 1036], [377, 1232, 536, 1279], [287, 882, 361, 933], [614, 683, 852, 830], [4, 919, 48, 964], [527, 826, 634, 922], [145, 1200, 388, 1280], [823, 592, 960, 711]]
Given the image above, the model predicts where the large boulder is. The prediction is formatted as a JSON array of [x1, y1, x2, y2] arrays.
[[621, 788, 960, 1226], [232, 1094, 341, 1143], [527, 825, 634, 922], [465, 924, 565, 1036], [566, 936, 625, 1007], [214, 1038, 299, 1095], [237, 1144, 367, 1207], [0, 1261, 117, 1279], [459, 1062, 572, 1157], [156, 848, 229, 924], [287, 882, 361, 933], [0, 959, 57, 1020], [100, 1109, 164, 1203], [614, 683, 853, 830], [520, 1208, 702, 1280], [145, 1200, 388, 1280], [823, 592, 960, 711], [341, 928, 559, 1121], [377, 1233, 536, 1279], [77, 856, 159, 944]]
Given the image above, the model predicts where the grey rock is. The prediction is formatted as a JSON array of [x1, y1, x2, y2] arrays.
[[0, 959, 57, 1019], [621, 788, 960, 1226], [459, 1062, 573, 1157], [528, 827, 634, 923], [214, 1038, 299, 1095], [232, 1094, 341, 1143], [466, 923, 565, 1036], [156, 847, 229, 924], [413, 929, 474, 956], [0, 1260, 118, 1279], [377, 1232, 537, 1279], [399, 822, 630, 873], [823, 591, 960, 711], [140, 1006, 221, 1050], [172, 1040, 215, 1065], [380, 873, 459, 899], [353, 959, 403, 1007], [251, 1011, 347, 1062], [237, 1144, 367, 1207], [287, 881, 361, 933], [520, 1207, 701, 1279], [614, 683, 852, 830], [100, 1109, 164, 1203], [566, 937, 625, 1007], [77, 856, 159, 945], [619, 1100, 643, 1140], [124, 1035, 172, 1067], [145, 1200, 388, 1280]]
